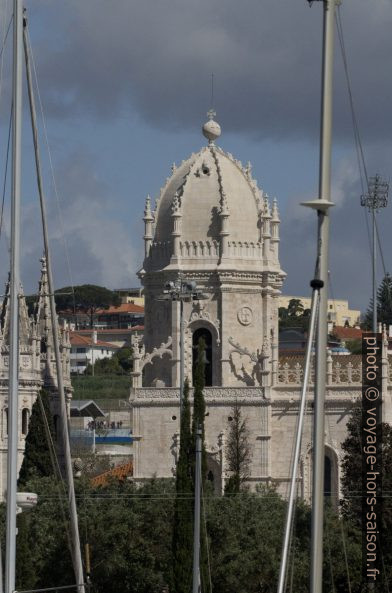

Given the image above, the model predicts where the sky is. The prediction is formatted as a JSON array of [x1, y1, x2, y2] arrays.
[[0, 0, 391, 313]]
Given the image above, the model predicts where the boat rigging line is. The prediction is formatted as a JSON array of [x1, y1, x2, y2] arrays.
[[24, 23, 76, 303], [0, 103, 12, 249], [336, 4, 392, 318], [276, 282, 319, 593]]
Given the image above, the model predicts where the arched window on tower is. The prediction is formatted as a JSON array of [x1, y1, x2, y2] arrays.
[[192, 328, 213, 386], [22, 409, 29, 436]]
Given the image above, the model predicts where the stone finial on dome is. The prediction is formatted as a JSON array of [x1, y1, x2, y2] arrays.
[[220, 190, 229, 216], [219, 189, 230, 260], [144, 195, 153, 220], [171, 191, 182, 259], [270, 198, 280, 262], [271, 197, 280, 222], [143, 195, 154, 258], [263, 194, 271, 218], [172, 191, 181, 214], [202, 109, 221, 145]]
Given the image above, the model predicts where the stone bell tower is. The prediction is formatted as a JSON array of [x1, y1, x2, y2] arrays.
[[133, 112, 285, 391]]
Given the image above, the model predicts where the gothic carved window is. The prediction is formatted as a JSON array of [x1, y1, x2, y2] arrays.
[[192, 327, 213, 387]]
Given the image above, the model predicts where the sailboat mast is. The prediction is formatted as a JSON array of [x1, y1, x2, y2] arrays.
[[5, 1, 23, 593], [310, 1, 336, 592]]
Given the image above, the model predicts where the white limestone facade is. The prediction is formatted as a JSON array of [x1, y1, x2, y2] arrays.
[[0, 257, 72, 498], [130, 114, 392, 501]]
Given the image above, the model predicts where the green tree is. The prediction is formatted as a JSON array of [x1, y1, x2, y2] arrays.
[[341, 405, 392, 589], [85, 346, 133, 375], [115, 347, 133, 373], [13, 476, 174, 593], [85, 356, 123, 376], [287, 298, 304, 318], [279, 299, 310, 330], [55, 284, 121, 328], [345, 339, 362, 355], [8, 474, 367, 593], [224, 401, 252, 494], [18, 390, 55, 487], [364, 273, 392, 329], [172, 379, 193, 593]]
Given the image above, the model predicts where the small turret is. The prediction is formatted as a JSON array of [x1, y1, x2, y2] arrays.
[[171, 191, 182, 259], [271, 197, 280, 262], [262, 195, 272, 259], [219, 190, 230, 259], [143, 195, 154, 258]]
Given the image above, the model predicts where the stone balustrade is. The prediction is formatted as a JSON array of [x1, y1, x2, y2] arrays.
[[277, 357, 366, 386]]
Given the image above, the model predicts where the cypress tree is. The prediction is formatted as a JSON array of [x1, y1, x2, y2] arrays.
[[18, 389, 55, 487], [364, 273, 392, 329], [224, 401, 252, 494], [172, 379, 193, 593], [192, 339, 206, 459]]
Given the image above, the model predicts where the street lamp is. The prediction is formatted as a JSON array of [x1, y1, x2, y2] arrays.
[[361, 174, 389, 333], [157, 277, 207, 414]]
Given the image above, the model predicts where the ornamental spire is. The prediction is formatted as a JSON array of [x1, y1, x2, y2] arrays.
[[202, 110, 221, 145]]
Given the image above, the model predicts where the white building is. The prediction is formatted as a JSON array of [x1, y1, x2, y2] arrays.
[[130, 113, 392, 502], [0, 257, 72, 497], [278, 295, 361, 327], [70, 331, 119, 374]]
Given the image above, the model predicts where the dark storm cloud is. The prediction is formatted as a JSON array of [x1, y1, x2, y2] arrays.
[[25, 0, 392, 143], [280, 152, 392, 313]]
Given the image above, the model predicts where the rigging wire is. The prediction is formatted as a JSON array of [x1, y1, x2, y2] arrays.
[[37, 391, 74, 555], [0, 11, 12, 102], [25, 25, 75, 298], [0, 101, 12, 249], [335, 6, 372, 261], [335, 5, 392, 318]]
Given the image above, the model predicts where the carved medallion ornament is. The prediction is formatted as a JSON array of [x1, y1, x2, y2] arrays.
[[237, 306, 253, 326]]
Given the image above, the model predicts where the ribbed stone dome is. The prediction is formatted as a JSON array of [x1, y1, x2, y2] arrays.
[[154, 144, 261, 244]]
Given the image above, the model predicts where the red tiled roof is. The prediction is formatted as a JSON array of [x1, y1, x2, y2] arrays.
[[331, 326, 362, 340], [97, 303, 144, 315], [91, 460, 133, 487], [70, 332, 118, 349], [76, 326, 144, 334]]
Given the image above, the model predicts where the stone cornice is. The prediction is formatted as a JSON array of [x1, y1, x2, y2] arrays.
[[131, 386, 269, 406]]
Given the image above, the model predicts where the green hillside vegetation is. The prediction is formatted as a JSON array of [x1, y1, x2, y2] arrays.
[[71, 375, 131, 400], [72, 347, 133, 399]]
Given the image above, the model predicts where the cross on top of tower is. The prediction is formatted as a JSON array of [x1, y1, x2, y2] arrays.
[[207, 108, 216, 121]]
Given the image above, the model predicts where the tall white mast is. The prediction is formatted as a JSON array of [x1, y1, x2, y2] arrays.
[[303, 1, 336, 592], [5, 1, 23, 593]]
